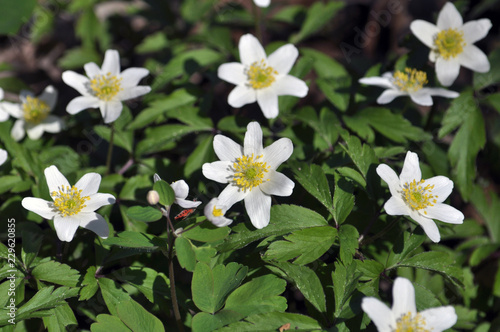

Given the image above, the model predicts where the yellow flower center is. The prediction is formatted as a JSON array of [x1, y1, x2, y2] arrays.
[[51, 185, 90, 217], [232, 154, 270, 191], [402, 179, 438, 214], [22, 96, 50, 124], [246, 59, 278, 89], [434, 28, 466, 60], [89, 73, 122, 101], [392, 68, 428, 92], [212, 206, 223, 217], [394, 312, 430, 332]]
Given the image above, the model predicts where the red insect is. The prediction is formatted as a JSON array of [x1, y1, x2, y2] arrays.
[[174, 199, 198, 221]]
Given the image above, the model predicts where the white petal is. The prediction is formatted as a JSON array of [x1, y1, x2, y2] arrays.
[[120, 67, 150, 88], [458, 45, 490, 73], [202, 161, 233, 183], [153, 173, 161, 182], [263, 137, 293, 170], [423, 87, 459, 99], [84, 62, 100, 78], [38, 85, 58, 110], [99, 100, 123, 124], [377, 89, 406, 104], [423, 204, 464, 224], [53, 215, 80, 242], [62, 71, 91, 96], [384, 197, 409, 216], [0, 149, 7, 165], [253, 0, 270, 8], [462, 19, 492, 44], [239, 34, 267, 66], [20, 90, 34, 102], [204, 198, 233, 227], [171, 180, 190, 199], [429, 50, 437, 62], [423, 175, 453, 202], [420, 306, 457, 332], [0, 107, 9, 121], [218, 62, 246, 85], [244, 122, 264, 156], [256, 88, 279, 119], [409, 211, 441, 242], [66, 96, 100, 115], [410, 20, 440, 48], [11, 119, 25, 141], [376, 164, 401, 197], [437, 2, 463, 30], [21, 197, 57, 220], [75, 172, 102, 196], [218, 184, 247, 208], [79, 212, 110, 239], [213, 134, 243, 162], [26, 123, 45, 140], [118, 86, 151, 101], [267, 44, 298, 75], [399, 151, 421, 185], [0, 88, 3, 100], [260, 171, 294, 197], [273, 75, 308, 97], [361, 297, 395, 332], [358, 76, 394, 89], [391, 277, 417, 319], [227, 85, 257, 108], [176, 198, 202, 209], [40, 115, 64, 134], [44, 165, 70, 194], [1, 102, 23, 118], [435, 56, 460, 87], [101, 49, 121, 76], [81, 193, 116, 212], [409, 90, 433, 106], [244, 189, 271, 229]]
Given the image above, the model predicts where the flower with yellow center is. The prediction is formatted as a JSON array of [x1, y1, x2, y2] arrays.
[[376, 151, 463, 243], [359, 68, 458, 106], [62, 49, 151, 124], [362, 277, 457, 332], [0, 86, 64, 141], [22, 165, 116, 242], [410, 2, 491, 86], [218, 34, 308, 119], [204, 198, 232, 227], [202, 122, 294, 229]]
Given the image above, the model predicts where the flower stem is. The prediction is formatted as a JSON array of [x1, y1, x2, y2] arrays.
[[253, 3, 263, 43], [105, 123, 115, 175]]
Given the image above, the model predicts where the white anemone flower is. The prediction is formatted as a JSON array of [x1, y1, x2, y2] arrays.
[[202, 122, 294, 229], [21, 165, 116, 242], [153, 174, 201, 209], [204, 198, 232, 227], [362, 277, 457, 332], [0, 149, 7, 166], [0, 88, 8, 122], [376, 151, 464, 243], [253, 0, 270, 8], [217, 34, 308, 119], [62, 49, 151, 124], [0, 86, 64, 141], [358, 68, 459, 106], [410, 2, 492, 86]]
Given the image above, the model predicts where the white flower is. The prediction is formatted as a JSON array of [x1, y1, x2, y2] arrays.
[[62, 49, 151, 124], [202, 122, 294, 229], [21, 165, 115, 242], [358, 68, 459, 106], [0, 86, 64, 141], [410, 2, 491, 86], [0, 88, 8, 122], [362, 277, 457, 332], [153, 174, 201, 209], [217, 34, 308, 119], [204, 198, 232, 227], [253, 0, 270, 8], [0, 149, 7, 166], [376, 151, 464, 243]]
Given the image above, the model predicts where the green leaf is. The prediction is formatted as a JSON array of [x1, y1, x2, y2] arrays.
[[135, 31, 169, 54], [300, 48, 348, 79], [113, 267, 170, 303], [333, 174, 355, 225], [153, 180, 175, 207], [126, 206, 162, 223], [21, 229, 43, 269], [316, 77, 351, 112], [469, 243, 500, 267], [91, 314, 131, 332], [182, 220, 231, 242], [332, 261, 361, 318], [115, 299, 165, 332], [80, 266, 99, 301], [119, 174, 152, 201], [31, 261, 80, 287], [339, 224, 359, 265], [191, 262, 248, 314], [217, 312, 322, 332], [356, 260, 384, 280], [103, 231, 166, 249], [0, 0, 36, 34], [292, 163, 334, 217], [340, 132, 378, 179], [42, 303, 77, 332], [184, 134, 215, 177], [191, 311, 244, 332], [94, 125, 133, 154], [263, 226, 337, 265], [98, 278, 132, 316], [386, 230, 426, 268], [217, 204, 328, 252], [175, 237, 197, 272], [474, 48, 500, 89], [267, 262, 326, 313], [470, 185, 500, 242], [137, 124, 208, 155], [58, 47, 101, 70], [294, 107, 340, 148]]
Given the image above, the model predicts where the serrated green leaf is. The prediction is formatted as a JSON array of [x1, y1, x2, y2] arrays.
[[470, 185, 500, 242], [386, 230, 426, 268], [217, 312, 322, 332], [340, 132, 378, 179], [175, 237, 196, 272], [42, 303, 77, 332], [332, 261, 361, 318], [126, 206, 162, 223], [474, 48, 500, 89], [91, 314, 131, 332], [339, 224, 359, 265], [31, 261, 80, 287], [469, 244, 500, 267], [80, 266, 98, 301], [0, 0, 36, 34], [116, 299, 165, 331], [292, 163, 334, 217], [98, 278, 132, 316], [21, 229, 43, 269], [333, 175, 355, 225], [113, 267, 170, 303], [103, 231, 165, 249], [192, 310, 243, 332], [182, 220, 231, 243], [184, 134, 215, 177], [356, 260, 384, 280], [94, 125, 133, 154], [153, 180, 175, 206]]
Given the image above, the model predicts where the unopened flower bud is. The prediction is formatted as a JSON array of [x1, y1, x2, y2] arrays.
[[147, 190, 160, 205]]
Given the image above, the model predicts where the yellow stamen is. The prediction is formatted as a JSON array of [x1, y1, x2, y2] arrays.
[[394, 312, 430, 332], [22, 96, 50, 124], [212, 206, 223, 217], [89, 72, 122, 101], [402, 179, 438, 214], [434, 28, 466, 60], [232, 153, 270, 191], [392, 68, 428, 92], [51, 185, 90, 217], [246, 59, 278, 89]]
